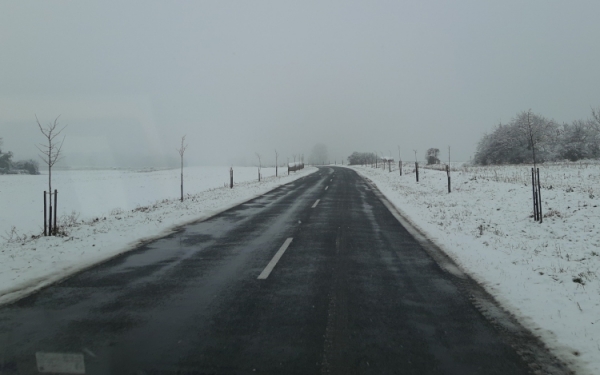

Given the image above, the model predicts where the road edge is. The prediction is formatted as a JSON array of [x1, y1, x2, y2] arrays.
[[0, 168, 319, 307], [347, 166, 577, 375]]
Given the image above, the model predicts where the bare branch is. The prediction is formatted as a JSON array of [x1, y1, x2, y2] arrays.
[[177, 135, 188, 157]]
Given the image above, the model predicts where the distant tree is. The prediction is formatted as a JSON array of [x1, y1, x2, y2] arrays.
[[0, 137, 39, 175], [0, 137, 13, 173], [558, 120, 599, 161], [473, 122, 527, 165], [473, 110, 559, 165], [588, 106, 600, 150], [0, 151, 12, 173], [347, 151, 376, 165], [591, 106, 600, 133], [12, 160, 40, 175], [516, 110, 557, 168], [177, 135, 188, 201], [309, 143, 328, 165], [426, 148, 440, 165]]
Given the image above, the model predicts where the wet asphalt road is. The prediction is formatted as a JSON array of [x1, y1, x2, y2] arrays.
[[0, 167, 565, 374]]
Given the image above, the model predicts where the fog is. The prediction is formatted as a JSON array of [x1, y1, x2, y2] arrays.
[[1, 1, 600, 168]]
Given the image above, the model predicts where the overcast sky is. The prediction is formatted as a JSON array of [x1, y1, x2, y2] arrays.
[[1, 1, 600, 167]]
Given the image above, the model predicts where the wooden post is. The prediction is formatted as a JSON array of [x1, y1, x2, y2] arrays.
[[415, 162, 419, 182], [447, 165, 451, 193], [399, 161, 402, 176], [388, 161, 391, 172], [531, 168, 538, 221], [537, 168, 542, 223], [53, 189, 58, 235], [230, 167, 233, 188], [258, 168, 260, 182], [44, 191, 47, 237], [49, 205, 53, 236]]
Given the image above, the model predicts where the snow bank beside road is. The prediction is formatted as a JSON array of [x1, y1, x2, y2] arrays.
[[0, 167, 316, 306], [349, 163, 600, 375]]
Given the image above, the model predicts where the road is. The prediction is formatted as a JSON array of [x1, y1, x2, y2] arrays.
[[0, 167, 570, 374]]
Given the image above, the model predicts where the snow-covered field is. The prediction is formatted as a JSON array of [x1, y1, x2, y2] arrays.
[[0, 166, 316, 305], [349, 162, 600, 375]]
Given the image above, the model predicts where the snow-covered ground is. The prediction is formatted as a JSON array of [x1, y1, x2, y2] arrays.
[[0, 166, 316, 305], [348, 162, 600, 375]]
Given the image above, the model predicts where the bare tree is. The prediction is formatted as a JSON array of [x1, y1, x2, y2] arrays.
[[177, 135, 188, 201], [255, 152, 262, 181], [36, 115, 66, 201], [517, 109, 554, 169], [36, 115, 66, 236], [275, 149, 279, 177]]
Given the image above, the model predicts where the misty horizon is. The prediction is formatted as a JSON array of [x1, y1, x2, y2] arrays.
[[2, 1, 600, 168]]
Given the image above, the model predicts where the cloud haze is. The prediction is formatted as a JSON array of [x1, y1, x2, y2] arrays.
[[1, 1, 599, 167]]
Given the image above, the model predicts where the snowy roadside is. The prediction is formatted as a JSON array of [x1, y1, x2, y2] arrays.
[[347, 163, 600, 375], [0, 167, 317, 306]]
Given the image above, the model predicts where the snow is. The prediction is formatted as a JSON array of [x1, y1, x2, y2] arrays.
[[347, 162, 600, 375], [0, 166, 317, 305], [2, 161, 599, 372]]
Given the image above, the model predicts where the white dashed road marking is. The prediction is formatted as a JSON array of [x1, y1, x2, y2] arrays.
[[257, 238, 293, 280], [312, 199, 320, 208]]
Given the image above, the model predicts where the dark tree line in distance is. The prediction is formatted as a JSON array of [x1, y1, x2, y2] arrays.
[[473, 108, 600, 165], [0, 137, 40, 175]]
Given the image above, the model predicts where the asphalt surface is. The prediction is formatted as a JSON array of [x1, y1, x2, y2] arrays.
[[0, 167, 570, 374]]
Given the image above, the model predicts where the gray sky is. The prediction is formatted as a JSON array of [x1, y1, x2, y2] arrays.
[[1, 1, 600, 167]]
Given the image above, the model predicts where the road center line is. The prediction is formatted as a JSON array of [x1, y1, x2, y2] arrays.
[[257, 238, 293, 280], [312, 199, 320, 208], [325, 186, 329, 190]]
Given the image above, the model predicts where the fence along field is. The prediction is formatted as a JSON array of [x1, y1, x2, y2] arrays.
[[372, 157, 599, 221]]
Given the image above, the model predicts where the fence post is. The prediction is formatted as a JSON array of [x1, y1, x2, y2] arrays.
[[44, 191, 47, 237], [399, 161, 402, 176], [531, 168, 538, 221], [537, 168, 542, 223], [54, 189, 58, 235], [447, 165, 451, 193], [230, 167, 233, 188], [49, 205, 53, 236], [415, 162, 419, 182]]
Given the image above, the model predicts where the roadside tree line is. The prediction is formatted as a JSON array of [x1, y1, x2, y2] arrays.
[[473, 108, 600, 165], [0, 137, 40, 175]]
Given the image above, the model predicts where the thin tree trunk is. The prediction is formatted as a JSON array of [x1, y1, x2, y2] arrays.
[[180, 158, 183, 202], [54, 189, 57, 235]]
